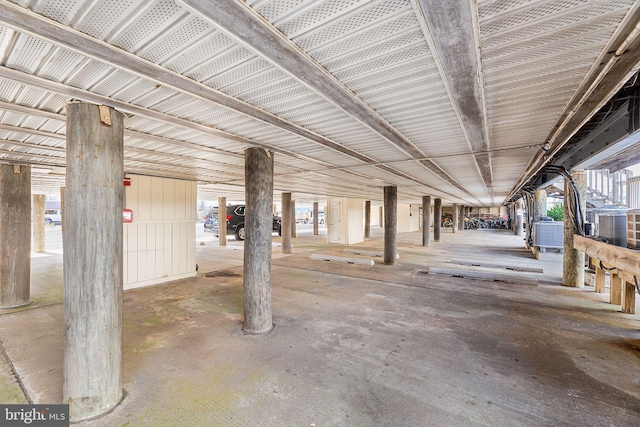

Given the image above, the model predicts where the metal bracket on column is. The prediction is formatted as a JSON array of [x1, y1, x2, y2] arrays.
[[13, 165, 20, 174]]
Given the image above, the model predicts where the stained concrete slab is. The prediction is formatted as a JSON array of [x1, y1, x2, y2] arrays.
[[0, 227, 638, 426]]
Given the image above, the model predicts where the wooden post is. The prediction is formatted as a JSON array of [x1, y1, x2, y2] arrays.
[[313, 202, 319, 236], [534, 190, 547, 222], [281, 192, 292, 254], [459, 205, 465, 230], [383, 186, 397, 265], [218, 196, 226, 247], [452, 203, 459, 233], [379, 206, 383, 228], [562, 170, 586, 287], [594, 259, 605, 293], [291, 199, 296, 238], [610, 273, 622, 304], [60, 186, 65, 232], [33, 194, 46, 253], [0, 164, 31, 308], [434, 198, 442, 242], [64, 103, 123, 421], [364, 200, 371, 238], [515, 198, 524, 236], [422, 196, 431, 247], [242, 147, 274, 334], [621, 281, 636, 314]]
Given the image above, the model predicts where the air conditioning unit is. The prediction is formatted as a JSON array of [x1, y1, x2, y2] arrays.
[[532, 222, 564, 248]]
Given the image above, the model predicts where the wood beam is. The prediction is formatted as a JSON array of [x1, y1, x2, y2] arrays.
[[412, 0, 493, 201], [179, 0, 475, 199], [0, 66, 462, 200]]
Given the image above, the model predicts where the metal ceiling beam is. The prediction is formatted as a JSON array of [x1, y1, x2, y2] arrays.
[[177, 0, 476, 200], [411, 0, 493, 202]]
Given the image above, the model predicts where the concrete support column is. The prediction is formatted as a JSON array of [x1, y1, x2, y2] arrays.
[[313, 202, 319, 236], [383, 186, 397, 265], [64, 103, 123, 421], [0, 164, 31, 308], [33, 194, 45, 253], [434, 198, 442, 242], [281, 192, 292, 254], [364, 200, 371, 238], [563, 170, 587, 288], [515, 199, 524, 235], [452, 203, 459, 233], [291, 200, 296, 238], [534, 190, 547, 222], [218, 196, 226, 247], [459, 205, 465, 230], [422, 196, 431, 247], [242, 147, 274, 334]]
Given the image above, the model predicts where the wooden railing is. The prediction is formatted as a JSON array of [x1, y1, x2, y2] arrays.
[[573, 235, 639, 314]]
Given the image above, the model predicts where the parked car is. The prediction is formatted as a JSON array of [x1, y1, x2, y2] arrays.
[[302, 212, 324, 225], [204, 204, 281, 241], [44, 209, 61, 224]]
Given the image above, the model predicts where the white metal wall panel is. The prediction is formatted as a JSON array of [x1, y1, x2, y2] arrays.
[[628, 177, 640, 209], [123, 174, 196, 290]]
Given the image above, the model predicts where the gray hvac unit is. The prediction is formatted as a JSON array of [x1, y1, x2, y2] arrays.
[[532, 222, 564, 248], [598, 214, 627, 247]]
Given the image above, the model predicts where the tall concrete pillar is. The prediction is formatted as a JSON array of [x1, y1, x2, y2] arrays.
[[313, 202, 319, 236], [218, 196, 227, 247], [383, 186, 397, 265], [64, 103, 123, 421], [33, 194, 45, 253], [364, 200, 371, 238], [281, 192, 292, 254], [242, 147, 274, 334], [459, 205, 465, 230], [452, 203, 459, 234], [563, 170, 587, 288], [515, 198, 524, 236], [0, 164, 31, 308], [534, 190, 547, 222], [422, 196, 431, 247], [291, 200, 296, 238], [434, 198, 442, 242]]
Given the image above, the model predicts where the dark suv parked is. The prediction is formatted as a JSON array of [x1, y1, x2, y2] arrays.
[[204, 204, 282, 241]]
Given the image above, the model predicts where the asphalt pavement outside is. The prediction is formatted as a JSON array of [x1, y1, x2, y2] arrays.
[[1, 224, 639, 426]]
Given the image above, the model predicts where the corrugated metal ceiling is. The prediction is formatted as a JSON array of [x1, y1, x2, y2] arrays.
[[0, 0, 639, 205]]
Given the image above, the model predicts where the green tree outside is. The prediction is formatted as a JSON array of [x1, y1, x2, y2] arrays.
[[546, 204, 564, 221]]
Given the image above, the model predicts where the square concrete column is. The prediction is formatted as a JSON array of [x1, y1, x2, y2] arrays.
[[64, 103, 124, 421], [281, 192, 292, 254], [0, 164, 31, 308], [434, 198, 442, 242], [563, 170, 587, 287], [33, 194, 46, 253], [365, 200, 371, 238], [422, 196, 431, 247], [218, 196, 227, 246], [384, 186, 397, 265], [459, 205, 465, 230], [242, 147, 274, 334]]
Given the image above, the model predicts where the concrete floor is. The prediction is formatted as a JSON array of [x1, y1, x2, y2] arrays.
[[1, 226, 639, 426]]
